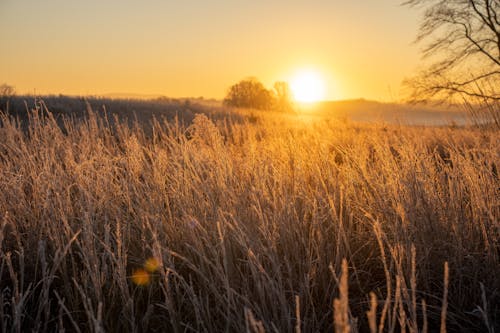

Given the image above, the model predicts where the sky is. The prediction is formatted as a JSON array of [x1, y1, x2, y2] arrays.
[[0, 0, 423, 101]]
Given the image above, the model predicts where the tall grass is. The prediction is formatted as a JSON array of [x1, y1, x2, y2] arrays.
[[0, 105, 498, 332], [462, 97, 500, 130]]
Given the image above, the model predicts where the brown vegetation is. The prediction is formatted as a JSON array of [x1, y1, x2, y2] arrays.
[[0, 105, 498, 332]]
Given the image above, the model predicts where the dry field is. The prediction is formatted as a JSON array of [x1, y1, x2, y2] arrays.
[[0, 103, 498, 332]]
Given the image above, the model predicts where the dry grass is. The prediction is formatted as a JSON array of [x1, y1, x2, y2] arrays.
[[0, 105, 498, 332]]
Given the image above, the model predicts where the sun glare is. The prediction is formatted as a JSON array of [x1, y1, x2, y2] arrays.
[[290, 70, 326, 103]]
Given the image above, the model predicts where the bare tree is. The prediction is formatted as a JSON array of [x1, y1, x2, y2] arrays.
[[273, 81, 294, 112], [404, 0, 500, 102], [0, 83, 16, 111]]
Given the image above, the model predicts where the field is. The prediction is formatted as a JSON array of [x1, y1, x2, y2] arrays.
[[0, 99, 498, 332]]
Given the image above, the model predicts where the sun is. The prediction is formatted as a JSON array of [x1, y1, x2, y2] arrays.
[[290, 70, 326, 103]]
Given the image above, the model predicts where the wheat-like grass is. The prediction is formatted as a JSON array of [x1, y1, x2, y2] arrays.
[[0, 106, 498, 332]]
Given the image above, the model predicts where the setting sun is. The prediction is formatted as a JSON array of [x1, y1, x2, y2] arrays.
[[290, 70, 326, 103]]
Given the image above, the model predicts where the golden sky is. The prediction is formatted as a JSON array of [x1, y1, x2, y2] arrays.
[[0, 0, 421, 101]]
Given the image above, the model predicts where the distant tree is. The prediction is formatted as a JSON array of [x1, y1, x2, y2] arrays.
[[273, 81, 294, 112], [0, 83, 16, 111], [224, 78, 274, 110], [404, 0, 500, 102]]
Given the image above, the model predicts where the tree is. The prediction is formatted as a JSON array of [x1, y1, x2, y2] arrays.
[[0, 83, 16, 111], [273, 81, 294, 112], [404, 0, 500, 102], [224, 78, 274, 110]]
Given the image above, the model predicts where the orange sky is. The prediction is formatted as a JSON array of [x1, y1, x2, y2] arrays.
[[0, 1, 422, 101]]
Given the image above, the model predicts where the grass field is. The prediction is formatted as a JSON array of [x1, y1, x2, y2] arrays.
[[0, 101, 498, 332]]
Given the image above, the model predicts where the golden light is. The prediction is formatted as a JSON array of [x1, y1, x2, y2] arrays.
[[144, 257, 161, 273], [290, 70, 326, 103], [132, 268, 151, 286]]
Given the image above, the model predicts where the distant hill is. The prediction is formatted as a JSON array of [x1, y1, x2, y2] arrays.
[[3, 94, 471, 126], [2, 95, 237, 133], [297, 99, 468, 125], [102, 92, 166, 100]]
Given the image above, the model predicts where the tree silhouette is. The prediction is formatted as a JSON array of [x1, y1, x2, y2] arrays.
[[224, 78, 274, 110], [405, 0, 499, 102], [273, 81, 294, 112], [0, 83, 16, 111]]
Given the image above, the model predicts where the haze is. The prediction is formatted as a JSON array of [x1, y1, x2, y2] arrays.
[[0, 0, 421, 101]]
